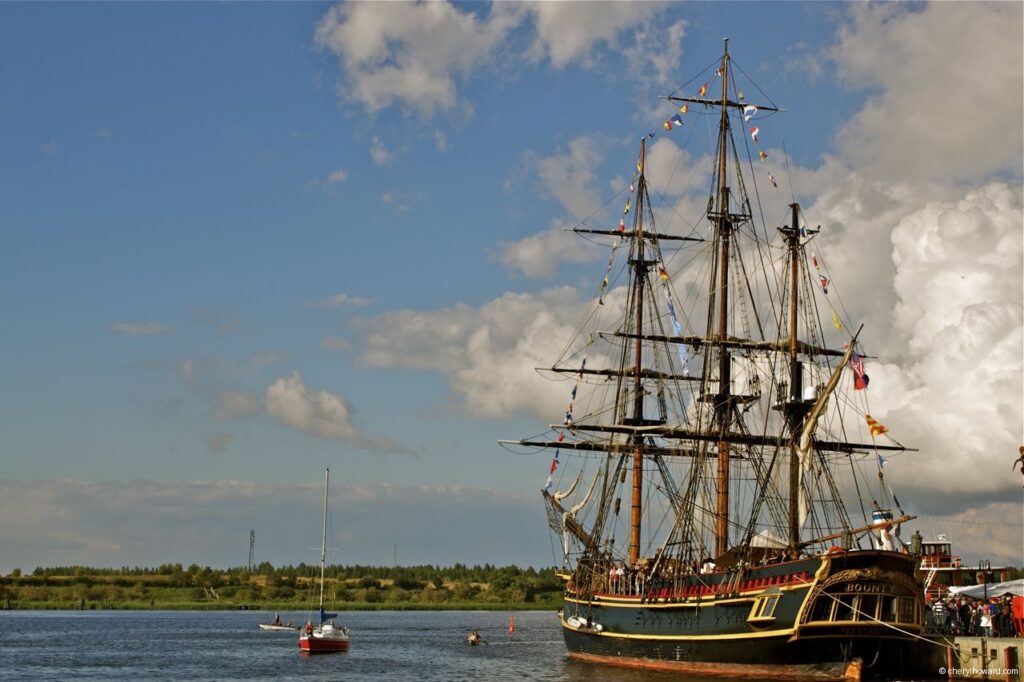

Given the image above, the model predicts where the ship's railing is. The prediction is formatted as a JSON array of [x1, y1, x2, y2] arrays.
[[585, 569, 813, 598], [919, 554, 961, 569]]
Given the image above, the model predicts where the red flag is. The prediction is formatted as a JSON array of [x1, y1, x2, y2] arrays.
[[850, 353, 870, 390]]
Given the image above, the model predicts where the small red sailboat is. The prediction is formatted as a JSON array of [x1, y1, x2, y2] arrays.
[[299, 468, 350, 654]]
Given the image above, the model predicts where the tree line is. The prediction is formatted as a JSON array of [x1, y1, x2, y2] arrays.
[[0, 563, 565, 610]]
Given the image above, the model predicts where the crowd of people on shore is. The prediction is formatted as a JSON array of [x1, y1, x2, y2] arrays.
[[927, 594, 1023, 638]]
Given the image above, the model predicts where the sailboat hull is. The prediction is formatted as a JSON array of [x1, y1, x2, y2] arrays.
[[299, 633, 350, 654], [560, 551, 929, 680]]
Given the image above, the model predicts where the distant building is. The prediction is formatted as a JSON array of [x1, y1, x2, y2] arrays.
[[920, 537, 1013, 600]]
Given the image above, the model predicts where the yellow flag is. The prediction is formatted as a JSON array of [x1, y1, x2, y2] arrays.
[[832, 310, 843, 330]]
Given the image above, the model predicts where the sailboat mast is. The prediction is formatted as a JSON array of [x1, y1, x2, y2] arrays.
[[786, 203, 802, 551], [628, 140, 647, 566], [319, 467, 329, 615], [713, 39, 733, 559]]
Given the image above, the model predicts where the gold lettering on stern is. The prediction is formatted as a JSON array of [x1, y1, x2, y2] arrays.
[[844, 583, 886, 593]]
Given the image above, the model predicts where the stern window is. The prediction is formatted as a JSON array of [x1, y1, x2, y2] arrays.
[[810, 597, 833, 622], [898, 596, 916, 624], [880, 596, 897, 622], [856, 595, 879, 621], [834, 594, 855, 621]]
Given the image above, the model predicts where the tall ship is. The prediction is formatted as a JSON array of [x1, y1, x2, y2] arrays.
[[503, 39, 927, 680]]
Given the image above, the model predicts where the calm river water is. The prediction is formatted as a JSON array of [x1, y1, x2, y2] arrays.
[[0, 609, 710, 681]]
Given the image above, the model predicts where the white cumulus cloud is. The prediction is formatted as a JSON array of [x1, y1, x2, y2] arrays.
[[875, 184, 1023, 500], [265, 371, 361, 442], [354, 287, 587, 419], [314, 1, 519, 116], [830, 2, 1023, 182], [313, 2, 683, 118]]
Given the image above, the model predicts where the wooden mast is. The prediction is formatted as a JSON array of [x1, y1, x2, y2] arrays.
[[786, 203, 802, 551], [713, 38, 733, 559], [628, 140, 647, 566]]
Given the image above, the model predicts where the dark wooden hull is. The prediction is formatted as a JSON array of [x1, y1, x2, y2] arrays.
[[560, 550, 928, 680]]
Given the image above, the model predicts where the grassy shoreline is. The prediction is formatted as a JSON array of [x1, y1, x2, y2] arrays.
[[0, 564, 565, 612]]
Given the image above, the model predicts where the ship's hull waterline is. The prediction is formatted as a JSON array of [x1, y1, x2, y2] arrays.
[[559, 551, 928, 680]]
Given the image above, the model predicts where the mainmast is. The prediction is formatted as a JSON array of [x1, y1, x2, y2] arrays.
[[712, 39, 733, 559], [628, 140, 648, 566]]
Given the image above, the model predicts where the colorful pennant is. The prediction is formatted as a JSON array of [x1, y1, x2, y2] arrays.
[[660, 266, 689, 375], [865, 414, 888, 437], [831, 310, 843, 331]]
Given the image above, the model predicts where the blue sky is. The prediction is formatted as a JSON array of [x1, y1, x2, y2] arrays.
[[1, 2, 1021, 573]]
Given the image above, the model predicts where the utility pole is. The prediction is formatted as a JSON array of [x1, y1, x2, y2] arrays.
[[248, 529, 255, 572]]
